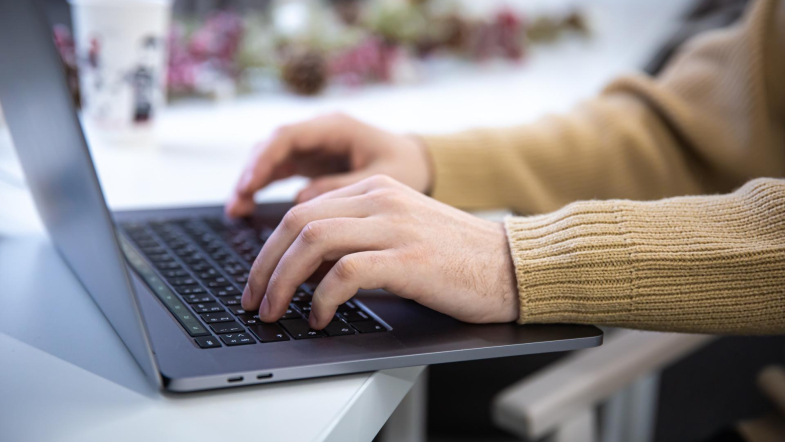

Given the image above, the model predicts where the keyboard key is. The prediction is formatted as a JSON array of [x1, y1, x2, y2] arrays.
[[352, 320, 386, 334], [195, 336, 221, 349], [339, 310, 370, 322], [279, 319, 325, 339], [206, 278, 229, 287], [323, 321, 356, 337], [223, 264, 246, 275], [175, 285, 205, 295], [210, 321, 244, 334], [211, 286, 239, 297], [219, 333, 255, 346], [282, 307, 301, 320], [161, 268, 189, 279], [192, 302, 224, 313], [188, 262, 213, 272], [210, 250, 230, 261], [166, 239, 188, 249], [228, 306, 247, 315], [298, 285, 314, 295], [135, 239, 159, 249], [259, 228, 274, 242], [196, 269, 221, 280], [174, 247, 199, 258], [247, 323, 290, 342], [292, 293, 312, 303], [336, 302, 356, 313], [182, 254, 206, 265], [220, 296, 242, 306], [201, 312, 234, 323], [155, 262, 181, 271], [293, 300, 311, 310], [236, 314, 260, 325], [140, 246, 166, 256], [169, 277, 196, 286], [183, 294, 214, 304], [148, 253, 174, 263]]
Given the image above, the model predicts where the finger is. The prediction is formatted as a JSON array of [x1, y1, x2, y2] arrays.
[[227, 114, 359, 217], [258, 218, 393, 322], [309, 251, 401, 329], [242, 195, 373, 310], [237, 114, 361, 193], [296, 169, 377, 203], [226, 139, 292, 218], [225, 191, 259, 218], [307, 174, 405, 204]]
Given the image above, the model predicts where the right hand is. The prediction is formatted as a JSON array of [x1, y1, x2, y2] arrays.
[[225, 113, 433, 218]]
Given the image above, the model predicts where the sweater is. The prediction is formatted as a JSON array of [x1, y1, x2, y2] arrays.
[[422, 0, 785, 334]]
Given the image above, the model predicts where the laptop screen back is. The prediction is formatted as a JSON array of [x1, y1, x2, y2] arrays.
[[0, 0, 159, 386]]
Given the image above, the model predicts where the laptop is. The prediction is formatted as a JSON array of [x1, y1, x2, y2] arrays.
[[0, 0, 602, 392]]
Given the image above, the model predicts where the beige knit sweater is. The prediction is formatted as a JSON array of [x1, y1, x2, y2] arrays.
[[422, 0, 785, 334]]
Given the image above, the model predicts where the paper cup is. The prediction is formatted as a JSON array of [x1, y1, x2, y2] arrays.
[[69, 0, 172, 144]]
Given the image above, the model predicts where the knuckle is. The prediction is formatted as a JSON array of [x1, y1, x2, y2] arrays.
[[281, 205, 306, 232], [377, 175, 395, 186], [272, 124, 292, 138], [327, 111, 352, 125], [367, 174, 395, 188], [373, 188, 405, 207], [333, 256, 360, 282], [299, 220, 325, 245]]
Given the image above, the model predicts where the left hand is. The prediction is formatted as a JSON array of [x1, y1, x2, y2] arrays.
[[241, 174, 520, 330]]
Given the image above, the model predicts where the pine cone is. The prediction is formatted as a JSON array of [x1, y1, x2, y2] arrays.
[[282, 49, 328, 96], [331, 0, 362, 25]]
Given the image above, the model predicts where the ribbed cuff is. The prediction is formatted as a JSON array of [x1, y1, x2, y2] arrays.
[[503, 178, 785, 334], [504, 202, 635, 326]]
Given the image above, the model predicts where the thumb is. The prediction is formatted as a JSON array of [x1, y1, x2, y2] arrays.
[[296, 170, 375, 203]]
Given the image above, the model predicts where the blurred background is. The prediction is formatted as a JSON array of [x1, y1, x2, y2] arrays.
[[2, 0, 784, 441]]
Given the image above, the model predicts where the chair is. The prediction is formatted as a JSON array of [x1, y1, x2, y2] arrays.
[[492, 329, 714, 442]]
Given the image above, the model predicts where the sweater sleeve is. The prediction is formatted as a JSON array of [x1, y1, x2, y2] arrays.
[[505, 178, 785, 335], [422, 0, 785, 214]]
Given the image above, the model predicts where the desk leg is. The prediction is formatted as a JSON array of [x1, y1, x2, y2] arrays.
[[378, 367, 428, 442]]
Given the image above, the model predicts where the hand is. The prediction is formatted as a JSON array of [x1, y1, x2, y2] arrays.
[[241, 175, 520, 330], [226, 113, 433, 218]]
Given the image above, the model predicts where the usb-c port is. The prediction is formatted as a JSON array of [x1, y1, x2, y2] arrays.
[[227, 376, 244, 383], [257, 373, 273, 380]]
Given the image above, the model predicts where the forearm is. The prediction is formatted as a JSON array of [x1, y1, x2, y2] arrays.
[[423, 92, 709, 213], [505, 178, 785, 335], [422, 0, 785, 214]]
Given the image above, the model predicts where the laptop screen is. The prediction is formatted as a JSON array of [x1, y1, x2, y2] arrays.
[[0, 0, 159, 385]]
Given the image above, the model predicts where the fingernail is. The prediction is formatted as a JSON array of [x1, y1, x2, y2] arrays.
[[241, 284, 252, 309], [259, 296, 271, 318], [308, 313, 318, 329]]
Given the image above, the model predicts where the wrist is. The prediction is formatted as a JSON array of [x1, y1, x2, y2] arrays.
[[404, 134, 435, 195], [496, 222, 521, 322]]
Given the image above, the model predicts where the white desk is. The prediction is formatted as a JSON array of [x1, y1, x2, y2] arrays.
[[0, 0, 688, 440], [0, 236, 424, 442]]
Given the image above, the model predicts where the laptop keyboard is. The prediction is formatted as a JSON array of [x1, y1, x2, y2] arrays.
[[119, 217, 388, 349]]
